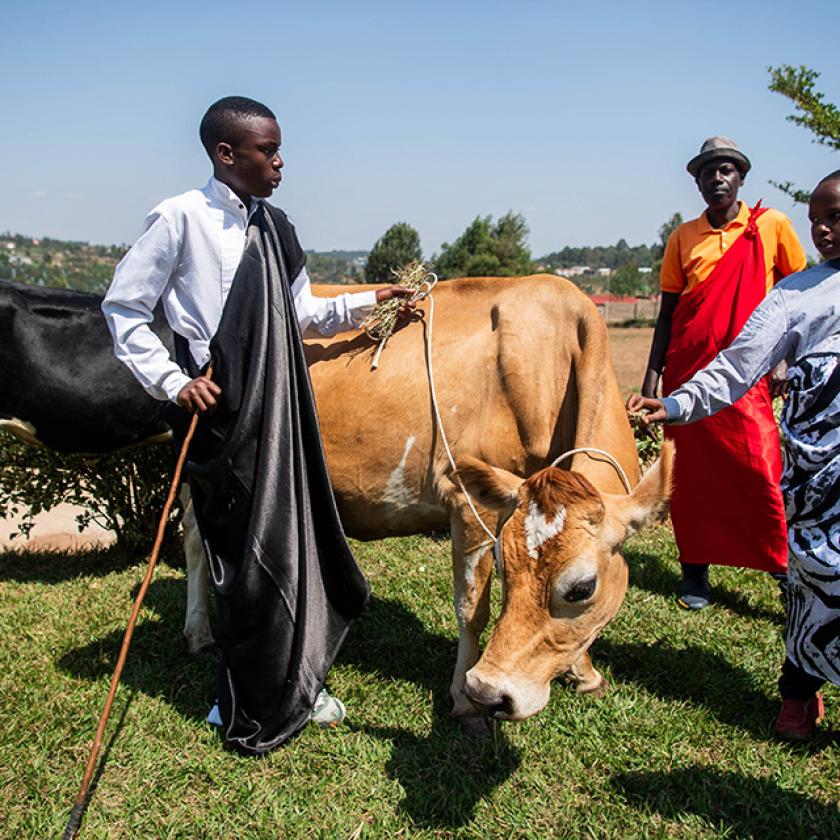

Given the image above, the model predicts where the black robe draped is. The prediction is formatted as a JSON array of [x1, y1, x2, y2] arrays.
[[184, 202, 369, 755]]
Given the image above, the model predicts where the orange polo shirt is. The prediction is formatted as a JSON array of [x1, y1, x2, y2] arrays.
[[660, 201, 806, 294]]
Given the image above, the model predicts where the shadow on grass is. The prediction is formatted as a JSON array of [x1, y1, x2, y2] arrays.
[[594, 638, 778, 737], [626, 547, 784, 625], [59, 586, 519, 828], [57, 577, 215, 723], [611, 766, 840, 838], [0, 542, 183, 584], [340, 596, 521, 829]]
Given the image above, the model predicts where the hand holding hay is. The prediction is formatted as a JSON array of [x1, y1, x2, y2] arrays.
[[362, 260, 437, 369]]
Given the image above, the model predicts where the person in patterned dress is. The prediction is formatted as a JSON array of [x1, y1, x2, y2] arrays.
[[629, 170, 840, 739]]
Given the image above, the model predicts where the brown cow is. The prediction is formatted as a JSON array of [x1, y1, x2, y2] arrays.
[[184, 274, 672, 727], [455, 442, 673, 720]]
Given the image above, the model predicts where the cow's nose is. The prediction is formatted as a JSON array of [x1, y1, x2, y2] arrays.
[[488, 694, 514, 717], [464, 672, 513, 716]]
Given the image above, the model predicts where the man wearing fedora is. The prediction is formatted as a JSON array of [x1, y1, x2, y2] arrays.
[[640, 137, 806, 609]]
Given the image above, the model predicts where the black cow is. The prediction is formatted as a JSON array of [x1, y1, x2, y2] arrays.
[[0, 280, 172, 452], [0, 280, 216, 652]]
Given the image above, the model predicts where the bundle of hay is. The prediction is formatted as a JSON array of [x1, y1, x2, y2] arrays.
[[362, 260, 436, 369], [361, 259, 432, 343]]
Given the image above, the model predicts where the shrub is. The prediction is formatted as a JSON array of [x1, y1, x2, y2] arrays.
[[628, 412, 663, 467], [0, 432, 182, 559]]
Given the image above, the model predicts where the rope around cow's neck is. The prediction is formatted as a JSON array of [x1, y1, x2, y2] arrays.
[[386, 274, 633, 549]]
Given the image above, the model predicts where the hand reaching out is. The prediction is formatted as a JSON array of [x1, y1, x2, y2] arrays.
[[626, 393, 669, 425]]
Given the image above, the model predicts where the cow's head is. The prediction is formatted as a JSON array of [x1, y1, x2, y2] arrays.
[[455, 441, 674, 720]]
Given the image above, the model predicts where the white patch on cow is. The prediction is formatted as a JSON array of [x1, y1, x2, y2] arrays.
[[382, 435, 418, 509], [525, 500, 566, 558], [462, 545, 489, 589], [450, 404, 458, 414], [0, 418, 41, 446]]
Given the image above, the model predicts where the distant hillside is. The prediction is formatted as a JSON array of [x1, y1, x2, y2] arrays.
[[0, 232, 370, 292], [305, 249, 368, 285], [538, 238, 657, 272]]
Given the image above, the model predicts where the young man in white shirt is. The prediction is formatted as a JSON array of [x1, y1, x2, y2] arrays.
[[103, 96, 410, 412], [102, 96, 412, 744]]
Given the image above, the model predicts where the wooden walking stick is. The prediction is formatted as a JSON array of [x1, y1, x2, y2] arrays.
[[63, 369, 213, 839]]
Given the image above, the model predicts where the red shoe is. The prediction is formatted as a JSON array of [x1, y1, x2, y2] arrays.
[[773, 693, 825, 740]]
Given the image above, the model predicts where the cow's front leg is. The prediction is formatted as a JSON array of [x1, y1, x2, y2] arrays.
[[565, 648, 609, 698], [181, 490, 215, 656], [449, 509, 495, 724]]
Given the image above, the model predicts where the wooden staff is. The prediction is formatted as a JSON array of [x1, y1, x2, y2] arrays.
[[63, 369, 212, 839]]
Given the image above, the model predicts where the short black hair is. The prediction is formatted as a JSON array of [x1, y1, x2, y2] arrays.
[[817, 169, 840, 186], [199, 96, 276, 156]]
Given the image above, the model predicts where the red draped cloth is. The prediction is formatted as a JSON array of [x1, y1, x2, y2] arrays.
[[663, 202, 787, 573]]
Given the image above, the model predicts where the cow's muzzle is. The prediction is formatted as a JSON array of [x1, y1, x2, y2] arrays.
[[464, 672, 515, 718], [463, 670, 550, 720]]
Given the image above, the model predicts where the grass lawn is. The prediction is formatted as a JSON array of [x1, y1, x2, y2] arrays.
[[0, 527, 837, 839]]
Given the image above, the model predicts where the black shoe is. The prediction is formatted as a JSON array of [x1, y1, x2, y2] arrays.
[[677, 564, 710, 610]]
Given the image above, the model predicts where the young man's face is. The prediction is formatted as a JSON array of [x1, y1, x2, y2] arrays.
[[809, 179, 840, 261], [696, 159, 743, 212], [217, 116, 283, 200]]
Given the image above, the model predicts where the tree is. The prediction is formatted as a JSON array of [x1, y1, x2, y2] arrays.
[[434, 212, 534, 279], [365, 222, 422, 282], [656, 212, 683, 257], [768, 64, 840, 203]]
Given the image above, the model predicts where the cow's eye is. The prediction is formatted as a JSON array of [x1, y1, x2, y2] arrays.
[[564, 576, 596, 602]]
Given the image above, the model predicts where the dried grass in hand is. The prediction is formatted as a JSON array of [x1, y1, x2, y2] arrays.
[[362, 260, 430, 343]]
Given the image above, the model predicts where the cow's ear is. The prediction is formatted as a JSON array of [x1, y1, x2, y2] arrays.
[[601, 441, 674, 548], [454, 456, 523, 513]]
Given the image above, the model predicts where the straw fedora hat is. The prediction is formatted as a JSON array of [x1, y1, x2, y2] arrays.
[[686, 136, 751, 177]]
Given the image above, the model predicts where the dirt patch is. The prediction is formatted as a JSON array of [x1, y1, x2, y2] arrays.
[[0, 503, 114, 552], [608, 326, 653, 398]]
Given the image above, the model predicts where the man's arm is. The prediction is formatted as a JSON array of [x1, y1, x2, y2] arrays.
[[774, 213, 808, 280], [641, 231, 684, 397], [641, 292, 680, 397], [291, 268, 413, 336], [101, 211, 193, 403]]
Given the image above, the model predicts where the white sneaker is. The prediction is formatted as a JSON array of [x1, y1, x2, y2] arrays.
[[308, 688, 346, 727], [206, 703, 223, 727]]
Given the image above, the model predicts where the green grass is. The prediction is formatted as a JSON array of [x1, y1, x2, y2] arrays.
[[0, 527, 837, 839]]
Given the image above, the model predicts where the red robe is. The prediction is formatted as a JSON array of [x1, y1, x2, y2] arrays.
[[663, 202, 787, 573]]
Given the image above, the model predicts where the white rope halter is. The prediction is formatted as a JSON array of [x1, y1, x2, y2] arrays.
[[381, 273, 634, 553]]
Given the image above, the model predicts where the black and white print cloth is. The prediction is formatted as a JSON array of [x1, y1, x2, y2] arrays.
[[781, 334, 840, 685]]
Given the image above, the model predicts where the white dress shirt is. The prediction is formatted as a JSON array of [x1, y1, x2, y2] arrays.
[[102, 176, 377, 402]]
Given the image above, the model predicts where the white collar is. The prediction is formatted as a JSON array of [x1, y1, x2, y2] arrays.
[[205, 176, 261, 217]]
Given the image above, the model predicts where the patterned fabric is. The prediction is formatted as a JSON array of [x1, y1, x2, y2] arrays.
[[781, 335, 840, 685]]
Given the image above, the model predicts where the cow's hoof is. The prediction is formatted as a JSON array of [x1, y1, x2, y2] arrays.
[[457, 714, 496, 738], [578, 676, 609, 699]]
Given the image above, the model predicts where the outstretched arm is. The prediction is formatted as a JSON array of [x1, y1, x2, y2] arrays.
[[629, 289, 792, 425], [292, 268, 413, 336]]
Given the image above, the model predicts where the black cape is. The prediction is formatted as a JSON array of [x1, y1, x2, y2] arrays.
[[186, 202, 370, 755]]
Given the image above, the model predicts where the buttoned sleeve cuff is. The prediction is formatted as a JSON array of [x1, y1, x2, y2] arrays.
[[351, 290, 378, 311], [162, 369, 193, 404]]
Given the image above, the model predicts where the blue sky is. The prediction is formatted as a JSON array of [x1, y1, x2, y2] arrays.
[[1, 0, 838, 258]]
